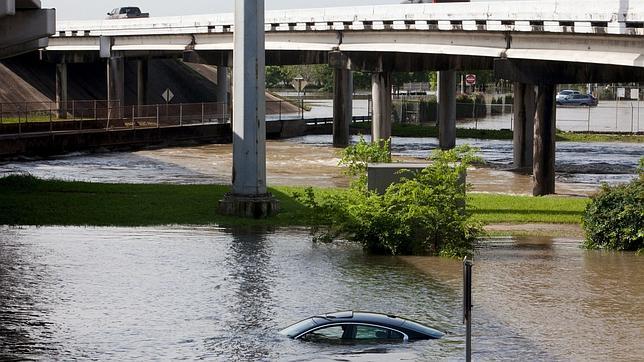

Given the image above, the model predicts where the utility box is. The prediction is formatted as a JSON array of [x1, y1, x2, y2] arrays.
[[367, 162, 466, 197], [367, 163, 428, 194]]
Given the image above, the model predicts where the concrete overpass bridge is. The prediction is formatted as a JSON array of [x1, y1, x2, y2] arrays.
[[42, 0, 644, 195]]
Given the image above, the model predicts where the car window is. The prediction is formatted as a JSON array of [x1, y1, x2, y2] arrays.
[[301, 326, 346, 341], [355, 325, 404, 340]]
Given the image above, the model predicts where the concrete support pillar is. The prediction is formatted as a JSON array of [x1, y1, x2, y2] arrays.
[[513, 82, 535, 169], [136, 59, 148, 106], [371, 71, 392, 143], [533, 84, 557, 196], [333, 68, 353, 148], [219, 0, 278, 218], [55, 63, 68, 119], [216, 66, 229, 105], [107, 56, 125, 118], [438, 70, 457, 150]]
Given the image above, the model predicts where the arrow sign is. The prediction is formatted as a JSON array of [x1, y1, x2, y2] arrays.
[[162, 88, 175, 103]]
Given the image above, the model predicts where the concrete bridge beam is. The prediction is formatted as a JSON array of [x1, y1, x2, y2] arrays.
[[533, 84, 556, 196], [371, 71, 392, 144], [513, 82, 535, 169], [0, 8, 54, 53], [332, 68, 352, 148], [136, 59, 148, 107], [438, 70, 456, 150], [55, 62, 67, 119]]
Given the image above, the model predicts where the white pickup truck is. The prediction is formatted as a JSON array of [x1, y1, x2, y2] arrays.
[[107, 7, 150, 19]]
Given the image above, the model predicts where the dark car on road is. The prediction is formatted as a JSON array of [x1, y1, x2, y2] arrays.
[[279, 311, 445, 342], [556, 89, 580, 103], [557, 93, 598, 106], [107, 7, 150, 19]]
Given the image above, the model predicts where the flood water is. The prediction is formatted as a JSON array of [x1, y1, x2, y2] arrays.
[[1, 227, 642, 361], [1, 135, 640, 195]]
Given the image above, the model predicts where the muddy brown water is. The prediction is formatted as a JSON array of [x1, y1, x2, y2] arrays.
[[1, 227, 642, 361], [0, 136, 642, 360], [3, 135, 640, 195]]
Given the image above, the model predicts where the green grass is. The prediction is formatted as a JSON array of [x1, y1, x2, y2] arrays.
[[469, 193, 589, 224], [556, 131, 644, 143], [0, 115, 54, 124], [0, 175, 589, 227], [352, 122, 643, 143]]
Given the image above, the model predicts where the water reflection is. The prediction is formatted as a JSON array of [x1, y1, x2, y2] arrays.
[[207, 227, 275, 360]]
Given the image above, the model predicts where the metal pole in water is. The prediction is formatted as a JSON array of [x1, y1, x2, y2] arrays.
[[463, 257, 473, 362]]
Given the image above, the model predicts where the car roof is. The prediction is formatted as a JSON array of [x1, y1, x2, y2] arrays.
[[280, 311, 444, 339]]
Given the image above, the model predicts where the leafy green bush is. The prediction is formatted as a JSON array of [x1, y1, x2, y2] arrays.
[[295, 144, 483, 257], [582, 168, 643, 252], [338, 136, 391, 189]]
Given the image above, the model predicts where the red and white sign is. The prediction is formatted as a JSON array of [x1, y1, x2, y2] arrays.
[[465, 74, 477, 85]]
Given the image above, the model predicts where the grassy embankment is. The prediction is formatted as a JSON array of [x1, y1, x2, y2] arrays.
[[0, 175, 589, 228], [352, 123, 644, 143]]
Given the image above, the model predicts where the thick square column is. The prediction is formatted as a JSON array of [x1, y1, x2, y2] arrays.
[[219, 0, 278, 218], [533, 84, 557, 196], [438, 70, 456, 150], [55, 63, 67, 119], [136, 59, 148, 106], [513, 82, 535, 169], [107, 56, 125, 119], [216, 66, 229, 104], [333, 68, 352, 148], [371, 71, 392, 143]]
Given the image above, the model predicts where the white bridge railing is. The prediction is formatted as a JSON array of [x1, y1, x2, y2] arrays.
[[53, 1, 644, 38]]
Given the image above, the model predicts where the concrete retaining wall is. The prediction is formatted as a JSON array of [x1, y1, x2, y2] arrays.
[[0, 124, 232, 158]]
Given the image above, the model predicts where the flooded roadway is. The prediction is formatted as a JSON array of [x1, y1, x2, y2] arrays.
[[1, 135, 641, 195], [1, 227, 642, 361], [1, 133, 642, 360]]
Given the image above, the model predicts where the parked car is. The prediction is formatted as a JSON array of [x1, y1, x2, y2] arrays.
[[279, 311, 445, 342], [107, 7, 149, 19], [557, 93, 598, 106], [556, 89, 580, 103]]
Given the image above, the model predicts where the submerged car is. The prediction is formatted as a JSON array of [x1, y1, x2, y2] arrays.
[[557, 93, 598, 106], [279, 311, 445, 342]]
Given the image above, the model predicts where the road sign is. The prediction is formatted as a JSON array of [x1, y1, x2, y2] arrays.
[[617, 87, 626, 98], [465, 74, 477, 85], [630, 88, 639, 100], [162, 88, 174, 103], [291, 76, 308, 93]]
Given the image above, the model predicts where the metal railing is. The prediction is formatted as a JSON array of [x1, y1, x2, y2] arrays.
[[393, 99, 642, 133], [0, 101, 230, 136]]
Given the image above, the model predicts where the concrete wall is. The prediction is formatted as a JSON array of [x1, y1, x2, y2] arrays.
[[0, 123, 232, 158]]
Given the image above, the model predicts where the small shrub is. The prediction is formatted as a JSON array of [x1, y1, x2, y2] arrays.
[[582, 173, 643, 252], [338, 136, 391, 189], [295, 145, 483, 257]]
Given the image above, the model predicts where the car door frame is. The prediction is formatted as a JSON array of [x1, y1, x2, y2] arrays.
[[295, 322, 409, 342]]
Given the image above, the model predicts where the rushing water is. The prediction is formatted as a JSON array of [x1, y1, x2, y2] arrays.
[[1, 227, 642, 361], [0, 136, 641, 193]]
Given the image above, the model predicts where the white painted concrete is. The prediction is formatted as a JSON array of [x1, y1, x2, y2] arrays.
[[46, 1, 644, 69]]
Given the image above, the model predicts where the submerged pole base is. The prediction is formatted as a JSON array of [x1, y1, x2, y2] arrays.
[[218, 193, 280, 219]]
